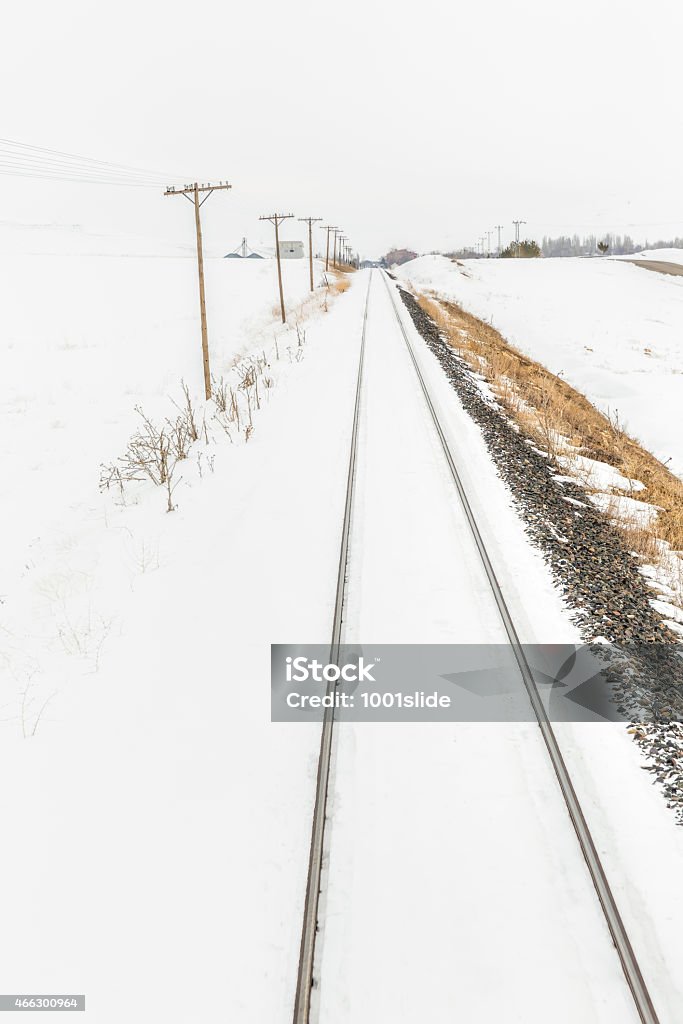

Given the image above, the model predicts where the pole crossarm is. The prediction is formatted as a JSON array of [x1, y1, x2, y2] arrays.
[[165, 181, 232, 197], [260, 213, 295, 226]]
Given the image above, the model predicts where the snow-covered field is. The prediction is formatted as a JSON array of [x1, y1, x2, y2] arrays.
[[0, 225, 320, 592], [395, 254, 683, 478], [0, 224, 363, 1021]]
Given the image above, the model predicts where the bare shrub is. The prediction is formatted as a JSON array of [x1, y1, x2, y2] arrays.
[[100, 405, 180, 509], [173, 381, 199, 442], [165, 412, 192, 461], [237, 362, 257, 422], [211, 375, 230, 414]]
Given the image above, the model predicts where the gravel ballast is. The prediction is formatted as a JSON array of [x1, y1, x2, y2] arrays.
[[396, 283, 683, 820]]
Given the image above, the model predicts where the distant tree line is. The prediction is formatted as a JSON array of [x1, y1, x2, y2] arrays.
[[501, 239, 541, 258], [382, 247, 419, 266], [383, 234, 683, 265], [540, 233, 683, 256]]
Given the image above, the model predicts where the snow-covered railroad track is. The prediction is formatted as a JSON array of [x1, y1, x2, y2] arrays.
[[292, 270, 660, 1024]]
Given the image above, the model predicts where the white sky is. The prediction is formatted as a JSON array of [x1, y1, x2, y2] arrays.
[[1, 0, 682, 259]]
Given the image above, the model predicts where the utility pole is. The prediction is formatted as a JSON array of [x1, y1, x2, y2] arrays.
[[298, 217, 322, 292], [332, 229, 342, 269], [512, 219, 526, 258], [260, 213, 294, 322], [495, 224, 504, 256], [321, 225, 336, 272], [486, 230, 493, 256], [164, 181, 232, 400]]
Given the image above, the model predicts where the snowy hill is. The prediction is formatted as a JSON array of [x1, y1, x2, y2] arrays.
[[613, 247, 683, 266], [396, 254, 683, 478]]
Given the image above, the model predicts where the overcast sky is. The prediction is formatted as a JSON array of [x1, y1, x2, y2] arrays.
[[2, 0, 682, 259]]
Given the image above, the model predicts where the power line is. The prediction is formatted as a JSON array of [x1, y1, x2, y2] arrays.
[[0, 165, 168, 187], [0, 167, 170, 188], [0, 138, 190, 187], [0, 138, 186, 179], [0, 152, 167, 180]]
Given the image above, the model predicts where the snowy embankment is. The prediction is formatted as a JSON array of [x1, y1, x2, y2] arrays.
[[614, 248, 683, 266], [0, 223, 363, 1022], [395, 254, 683, 478]]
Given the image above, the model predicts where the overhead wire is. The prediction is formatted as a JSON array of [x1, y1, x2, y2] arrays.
[[0, 138, 192, 188]]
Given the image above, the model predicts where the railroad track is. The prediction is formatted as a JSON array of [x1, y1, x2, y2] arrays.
[[291, 269, 660, 1024]]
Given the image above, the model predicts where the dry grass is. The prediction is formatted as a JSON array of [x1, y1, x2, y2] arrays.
[[327, 269, 352, 294], [414, 291, 683, 556]]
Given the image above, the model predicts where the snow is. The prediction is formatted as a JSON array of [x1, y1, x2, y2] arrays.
[[395, 254, 683, 478], [613, 248, 683, 267], [316, 276, 642, 1023], [589, 491, 660, 525], [315, 276, 683, 1022], [556, 454, 646, 494], [0, 227, 322, 593], [0, 223, 360, 1021]]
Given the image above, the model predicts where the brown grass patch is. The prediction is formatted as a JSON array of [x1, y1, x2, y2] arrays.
[[328, 269, 352, 295], [414, 291, 683, 555]]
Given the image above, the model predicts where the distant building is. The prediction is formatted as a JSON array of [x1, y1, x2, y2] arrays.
[[278, 240, 304, 259], [360, 260, 382, 269], [224, 237, 265, 259]]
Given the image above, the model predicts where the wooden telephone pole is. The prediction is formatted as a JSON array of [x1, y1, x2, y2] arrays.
[[321, 225, 337, 272], [260, 213, 294, 322], [298, 216, 322, 291], [332, 229, 343, 269], [164, 181, 232, 399]]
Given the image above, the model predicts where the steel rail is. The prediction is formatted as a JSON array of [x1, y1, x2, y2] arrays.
[[292, 273, 373, 1024], [379, 270, 660, 1024]]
